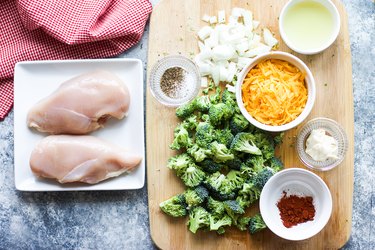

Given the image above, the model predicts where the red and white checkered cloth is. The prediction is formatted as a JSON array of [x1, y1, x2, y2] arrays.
[[0, 0, 152, 119]]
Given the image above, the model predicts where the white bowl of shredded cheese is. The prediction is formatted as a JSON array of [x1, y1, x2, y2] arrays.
[[235, 51, 316, 132]]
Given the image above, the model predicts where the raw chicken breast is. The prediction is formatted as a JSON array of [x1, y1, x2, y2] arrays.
[[27, 70, 130, 134], [30, 135, 142, 184]]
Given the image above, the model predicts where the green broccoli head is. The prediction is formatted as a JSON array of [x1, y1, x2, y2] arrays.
[[221, 170, 245, 191], [187, 144, 212, 162], [208, 103, 234, 126], [180, 165, 206, 187], [246, 155, 265, 173], [267, 157, 284, 172], [207, 197, 225, 216], [195, 122, 215, 147], [221, 89, 236, 106], [210, 86, 222, 105], [253, 167, 275, 190], [248, 213, 267, 234], [215, 128, 234, 148], [159, 193, 187, 217], [229, 113, 249, 135], [210, 141, 235, 163], [170, 124, 192, 150], [223, 200, 245, 222], [273, 132, 284, 145], [230, 132, 262, 155], [236, 216, 252, 231], [236, 194, 251, 210], [195, 95, 211, 112], [184, 185, 209, 209], [209, 214, 232, 231], [187, 206, 210, 233], [199, 159, 223, 174], [182, 115, 199, 131], [226, 157, 243, 171], [204, 172, 236, 201], [175, 99, 196, 119], [167, 153, 194, 177], [253, 133, 275, 160], [237, 182, 261, 208]]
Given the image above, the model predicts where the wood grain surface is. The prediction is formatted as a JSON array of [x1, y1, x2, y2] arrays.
[[146, 0, 354, 249]]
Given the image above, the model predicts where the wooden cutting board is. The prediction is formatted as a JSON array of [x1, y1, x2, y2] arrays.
[[146, 0, 354, 249]]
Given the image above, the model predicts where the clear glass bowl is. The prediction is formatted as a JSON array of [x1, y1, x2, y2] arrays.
[[149, 55, 201, 107], [296, 117, 348, 171]]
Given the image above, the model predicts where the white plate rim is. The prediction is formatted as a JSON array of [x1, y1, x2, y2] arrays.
[[13, 58, 145, 192]]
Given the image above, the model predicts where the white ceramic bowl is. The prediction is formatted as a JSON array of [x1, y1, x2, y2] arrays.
[[259, 168, 332, 241], [279, 0, 341, 55], [235, 51, 316, 132]]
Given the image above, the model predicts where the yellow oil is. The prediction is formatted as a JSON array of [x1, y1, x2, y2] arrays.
[[283, 1, 334, 51]]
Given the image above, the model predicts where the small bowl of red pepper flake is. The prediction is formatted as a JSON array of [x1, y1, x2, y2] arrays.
[[259, 168, 332, 241]]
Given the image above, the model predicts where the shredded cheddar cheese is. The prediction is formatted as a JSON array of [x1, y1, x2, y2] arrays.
[[241, 59, 308, 126]]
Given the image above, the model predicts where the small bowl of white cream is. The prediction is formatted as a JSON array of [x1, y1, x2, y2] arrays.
[[296, 117, 348, 171], [279, 0, 341, 55]]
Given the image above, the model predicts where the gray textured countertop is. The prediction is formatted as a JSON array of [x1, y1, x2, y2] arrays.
[[0, 1, 374, 249]]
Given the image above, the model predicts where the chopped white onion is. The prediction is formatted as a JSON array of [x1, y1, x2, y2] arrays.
[[209, 16, 218, 24], [202, 14, 210, 23], [195, 7, 279, 87], [263, 28, 278, 48], [218, 10, 226, 23], [201, 76, 209, 87]]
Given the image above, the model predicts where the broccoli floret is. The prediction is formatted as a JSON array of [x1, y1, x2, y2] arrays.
[[159, 194, 187, 217], [210, 141, 234, 163], [195, 122, 215, 147], [248, 213, 267, 234], [187, 206, 210, 233], [223, 200, 245, 222], [253, 132, 275, 160], [229, 113, 249, 135], [180, 165, 206, 187], [221, 89, 236, 106], [204, 172, 225, 190], [253, 167, 275, 190], [184, 185, 209, 209], [204, 172, 236, 201], [170, 124, 192, 150], [237, 183, 261, 208], [230, 132, 262, 155], [273, 132, 284, 145], [208, 103, 234, 126], [202, 79, 215, 95], [209, 214, 232, 231], [187, 144, 212, 162], [207, 197, 225, 216], [182, 115, 199, 131], [226, 158, 243, 171], [210, 86, 222, 104], [199, 159, 223, 173], [176, 99, 196, 119], [221, 170, 245, 192], [267, 157, 284, 172], [236, 216, 251, 231], [215, 128, 234, 148], [167, 153, 194, 177], [246, 155, 265, 173], [236, 195, 251, 210], [195, 95, 211, 112]]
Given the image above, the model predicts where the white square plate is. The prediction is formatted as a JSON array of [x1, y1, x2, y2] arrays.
[[14, 59, 145, 191]]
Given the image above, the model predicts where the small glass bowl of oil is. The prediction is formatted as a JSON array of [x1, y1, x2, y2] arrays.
[[279, 0, 340, 55]]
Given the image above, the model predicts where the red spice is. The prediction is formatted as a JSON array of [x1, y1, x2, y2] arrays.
[[276, 191, 315, 228]]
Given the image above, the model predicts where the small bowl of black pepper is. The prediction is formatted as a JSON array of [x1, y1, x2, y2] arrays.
[[149, 55, 201, 107]]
